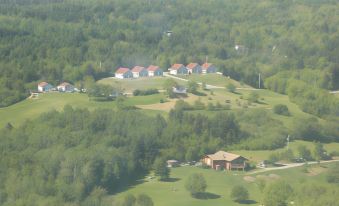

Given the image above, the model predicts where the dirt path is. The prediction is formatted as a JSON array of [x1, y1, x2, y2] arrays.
[[248, 159, 339, 175]]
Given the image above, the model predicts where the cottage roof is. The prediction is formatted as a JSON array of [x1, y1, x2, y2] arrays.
[[206, 151, 246, 162], [171, 64, 184, 70], [202, 63, 213, 69], [186, 63, 199, 69], [38, 82, 49, 87], [131, 66, 145, 72], [58, 82, 72, 87], [147, 65, 160, 71], [116, 67, 130, 74]]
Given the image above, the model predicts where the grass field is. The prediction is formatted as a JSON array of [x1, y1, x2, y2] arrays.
[[109, 161, 338, 206], [0, 92, 165, 127]]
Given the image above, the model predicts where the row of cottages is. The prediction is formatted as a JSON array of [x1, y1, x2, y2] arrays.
[[202, 151, 248, 171], [38, 81, 75, 93], [115, 65, 163, 79], [168, 63, 217, 75]]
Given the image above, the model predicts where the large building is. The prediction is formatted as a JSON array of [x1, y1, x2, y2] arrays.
[[202, 151, 248, 171]]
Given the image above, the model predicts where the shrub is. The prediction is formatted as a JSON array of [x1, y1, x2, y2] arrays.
[[185, 173, 207, 197], [273, 104, 290, 116], [230, 185, 249, 202], [133, 89, 159, 96]]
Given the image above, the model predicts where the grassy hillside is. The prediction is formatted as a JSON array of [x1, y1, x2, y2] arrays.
[[110, 161, 339, 206]]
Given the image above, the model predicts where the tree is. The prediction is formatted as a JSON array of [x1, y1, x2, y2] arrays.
[[230, 185, 249, 203], [185, 173, 207, 197], [187, 81, 198, 94], [313, 142, 328, 161], [248, 91, 259, 103], [163, 79, 178, 98], [201, 82, 207, 90], [121, 194, 136, 206], [298, 145, 312, 161], [226, 83, 236, 93], [153, 158, 169, 181], [263, 181, 293, 206], [136, 194, 154, 206], [273, 104, 290, 116]]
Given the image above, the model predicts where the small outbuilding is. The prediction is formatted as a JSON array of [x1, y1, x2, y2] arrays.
[[167, 160, 180, 168], [38, 82, 53, 92], [172, 86, 187, 94], [131, 66, 148, 78], [186, 63, 202, 74], [202, 63, 217, 73], [169, 64, 188, 75], [57, 82, 74, 92], [147, 65, 163, 77], [115, 67, 133, 79]]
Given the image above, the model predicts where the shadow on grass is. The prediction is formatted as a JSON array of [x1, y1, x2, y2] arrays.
[[162, 177, 181, 182], [237, 200, 257, 204], [194, 192, 221, 200]]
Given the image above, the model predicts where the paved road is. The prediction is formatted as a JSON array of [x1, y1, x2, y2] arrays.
[[163, 73, 258, 90], [248, 159, 339, 175], [330, 91, 339, 94]]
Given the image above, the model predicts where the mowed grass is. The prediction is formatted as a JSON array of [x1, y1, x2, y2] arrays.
[[109, 161, 338, 206], [98, 76, 186, 92], [0, 92, 165, 127]]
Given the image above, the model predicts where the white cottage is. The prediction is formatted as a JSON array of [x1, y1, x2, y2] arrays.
[[57, 82, 74, 92], [202, 63, 217, 73], [115, 68, 133, 79], [131, 66, 148, 78], [38, 82, 53, 92], [147, 65, 163, 77], [168, 64, 188, 75]]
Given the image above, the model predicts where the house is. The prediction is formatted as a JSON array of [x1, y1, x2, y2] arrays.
[[57, 82, 74, 92], [202, 151, 248, 171], [147, 65, 163, 77], [167, 160, 180, 168], [115, 67, 133, 79], [172, 86, 187, 94], [38, 82, 53, 92], [168, 64, 188, 75], [186, 63, 202, 74], [131, 66, 148, 78], [202, 63, 217, 73]]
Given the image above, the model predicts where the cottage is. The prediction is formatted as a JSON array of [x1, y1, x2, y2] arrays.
[[38, 82, 53, 92], [57, 82, 74, 92], [115, 67, 133, 79], [202, 151, 248, 171], [147, 65, 163, 77], [131, 66, 148, 78], [169, 64, 188, 75], [186, 63, 202, 74], [202, 63, 217, 73]]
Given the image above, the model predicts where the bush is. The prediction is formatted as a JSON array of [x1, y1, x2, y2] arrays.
[[273, 104, 290, 116], [133, 89, 159, 96], [326, 163, 339, 184], [185, 173, 207, 197], [230, 185, 249, 202]]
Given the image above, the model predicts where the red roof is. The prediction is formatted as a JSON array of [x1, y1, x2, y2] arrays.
[[171, 64, 184, 70], [38, 82, 49, 87], [115, 67, 130, 74], [147, 65, 160, 71], [186, 63, 199, 69], [131, 66, 145, 72], [202, 63, 213, 69]]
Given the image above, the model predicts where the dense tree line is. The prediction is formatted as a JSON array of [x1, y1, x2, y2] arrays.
[[0, 0, 339, 106]]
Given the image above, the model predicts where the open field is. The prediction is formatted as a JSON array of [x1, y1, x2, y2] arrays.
[[109, 161, 338, 206], [0, 92, 165, 127]]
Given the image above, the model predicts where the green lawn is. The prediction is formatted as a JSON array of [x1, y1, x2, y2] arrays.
[[0, 92, 165, 127], [109, 161, 338, 206], [98, 76, 186, 92]]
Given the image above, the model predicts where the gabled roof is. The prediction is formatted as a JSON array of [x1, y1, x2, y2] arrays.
[[206, 151, 247, 162], [202, 63, 213, 69], [58, 82, 72, 87], [186, 63, 199, 69], [38, 82, 49, 87], [115, 67, 130, 74], [131, 66, 146, 73], [170, 64, 184, 70], [147, 65, 160, 71]]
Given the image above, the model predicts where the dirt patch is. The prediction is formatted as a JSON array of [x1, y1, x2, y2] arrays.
[[268, 174, 280, 180], [255, 174, 280, 181], [243, 176, 256, 182], [307, 166, 327, 176]]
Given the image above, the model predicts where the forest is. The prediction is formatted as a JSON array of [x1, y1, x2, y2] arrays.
[[0, 0, 339, 107]]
